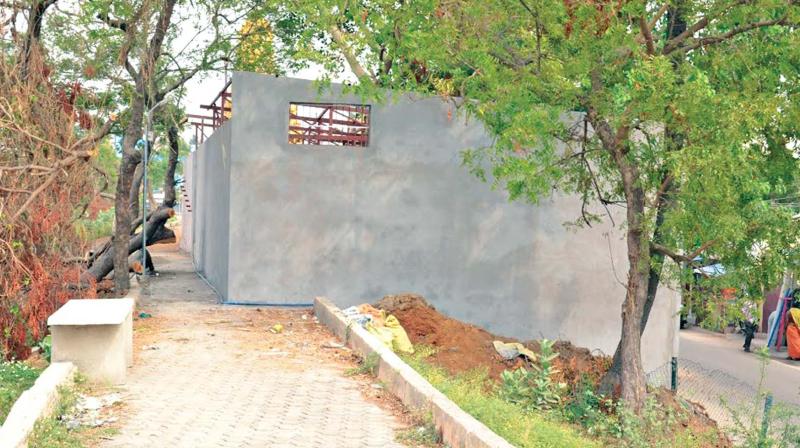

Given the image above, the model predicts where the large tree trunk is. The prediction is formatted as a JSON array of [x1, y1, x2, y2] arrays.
[[164, 125, 179, 207], [110, 0, 177, 293], [129, 161, 143, 219], [588, 110, 649, 410], [20, 0, 54, 79], [113, 147, 141, 293], [618, 200, 649, 410], [87, 206, 175, 281], [599, 178, 670, 395], [598, 5, 687, 397]]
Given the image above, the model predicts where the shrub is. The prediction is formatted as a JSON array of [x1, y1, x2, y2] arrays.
[[38, 335, 52, 363], [499, 339, 566, 411], [403, 347, 599, 448]]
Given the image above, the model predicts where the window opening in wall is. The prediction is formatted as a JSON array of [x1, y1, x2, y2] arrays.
[[289, 102, 370, 147]]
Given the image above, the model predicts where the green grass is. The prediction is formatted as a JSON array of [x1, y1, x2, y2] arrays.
[[27, 386, 84, 448], [396, 412, 443, 447], [345, 352, 380, 377], [27, 375, 119, 448], [0, 361, 42, 423], [401, 351, 600, 448]]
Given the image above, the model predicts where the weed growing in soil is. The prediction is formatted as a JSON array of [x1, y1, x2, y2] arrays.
[[28, 376, 119, 448], [395, 412, 442, 447], [28, 385, 82, 448], [405, 344, 727, 448], [38, 335, 52, 363], [0, 361, 42, 423], [346, 352, 380, 377], [402, 347, 599, 448], [500, 339, 566, 411], [724, 348, 800, 447]]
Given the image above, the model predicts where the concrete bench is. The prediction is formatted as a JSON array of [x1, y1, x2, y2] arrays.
[[47, 299, 134, 384]]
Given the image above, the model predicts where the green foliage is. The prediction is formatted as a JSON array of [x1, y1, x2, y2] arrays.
[[0, 361, 42, 423], [561, 382, 618, 437], [395, 412, 442, 447], [403, 347, 600, 448], [93, 139, 119, 190], [345, 351, 379, 377], [562, 383, 720, 447], [38, 335, 52, 363], [75, 208, 115, 243], [499, 339, 566, 411], [404, 345, 721, 447], [27, 386, 83, 448], [725, 348, 800, 447], [262, 0, 800, 407]]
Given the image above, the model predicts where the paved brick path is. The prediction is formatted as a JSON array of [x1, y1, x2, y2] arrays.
[[99, 244, 406, 448]]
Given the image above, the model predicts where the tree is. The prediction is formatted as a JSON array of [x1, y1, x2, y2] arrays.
[[235, 18, 281, 74], [0, 5, 114, 358], [44, 0, 266, 289], [263, 0, 800, 409]]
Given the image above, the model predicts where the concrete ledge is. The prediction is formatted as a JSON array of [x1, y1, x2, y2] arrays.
[[314, 297, 513, 448], [0, 362, 76, 448]]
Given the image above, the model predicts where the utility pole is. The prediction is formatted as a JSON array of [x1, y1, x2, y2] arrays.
[[141, 97, 169, 276]]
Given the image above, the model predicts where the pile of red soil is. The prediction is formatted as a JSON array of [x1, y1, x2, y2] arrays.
[[374, 293, 611, 385]]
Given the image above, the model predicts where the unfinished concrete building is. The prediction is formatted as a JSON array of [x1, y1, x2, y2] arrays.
[[182, 72, 679, 371]]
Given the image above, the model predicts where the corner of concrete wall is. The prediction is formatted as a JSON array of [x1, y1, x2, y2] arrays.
[[190, 119, 232, 301], [211, 72, 675, 371]]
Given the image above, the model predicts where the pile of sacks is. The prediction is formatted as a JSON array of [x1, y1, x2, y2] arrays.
[[342, 304, 415, 354]]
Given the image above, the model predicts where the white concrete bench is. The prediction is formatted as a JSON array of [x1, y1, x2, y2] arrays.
[[47, 299, 134, 384]]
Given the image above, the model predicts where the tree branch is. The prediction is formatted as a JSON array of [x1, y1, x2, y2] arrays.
[[661, 0, 755, 54], [647, 3, 669, 30], [329, 25, 376, 83], [677, 17, 793, 53], [96, 12, 127, 32], [638, 16, 656, 55], [651, 241, 716, 266]]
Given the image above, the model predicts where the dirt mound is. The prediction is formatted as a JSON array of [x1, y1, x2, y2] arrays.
[[376, 294, 518, 379], [375, 293, 609, 383]]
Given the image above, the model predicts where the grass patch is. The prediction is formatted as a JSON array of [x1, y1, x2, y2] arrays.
[[402, 348, 599, 448], [345, 352, 380, 377], [27, 375, 120, 448], [28, 385, 83, 448], [403, 346, 724, 448], [396, 412, 442, 447], [0, 361, 42, 423]]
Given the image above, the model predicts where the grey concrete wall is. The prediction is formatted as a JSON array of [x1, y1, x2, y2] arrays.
[[191, 121, 231, 298], [179, 152, 193, 253], [205, 72, 676, 370]]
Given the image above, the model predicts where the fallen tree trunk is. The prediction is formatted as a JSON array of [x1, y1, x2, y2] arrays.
[[84, 206, 175, 281]]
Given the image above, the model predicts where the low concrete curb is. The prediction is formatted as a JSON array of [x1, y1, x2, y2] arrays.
[[0, 362, 77, 448], [314, 297, 514, 448]]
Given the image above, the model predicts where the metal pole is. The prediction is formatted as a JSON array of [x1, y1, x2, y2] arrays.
[[759, 393, 774, 447], [141, 127, 149, 275], [670, 357, 678, 392], [141, 98, 169, 275]]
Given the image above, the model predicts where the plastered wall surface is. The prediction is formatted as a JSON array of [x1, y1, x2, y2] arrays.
[[192, 121, 231, 298], [189, 72, 677, 371]]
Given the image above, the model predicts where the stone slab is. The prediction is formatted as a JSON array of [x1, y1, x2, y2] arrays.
[[48, 298, 134, 326], [49, 298, 133, 384]]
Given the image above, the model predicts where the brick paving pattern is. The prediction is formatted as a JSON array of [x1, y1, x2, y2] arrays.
[[99, 245, 405, 448]]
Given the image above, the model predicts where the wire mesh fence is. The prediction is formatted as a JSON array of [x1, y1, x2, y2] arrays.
[[646, 358, 800, 432]]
